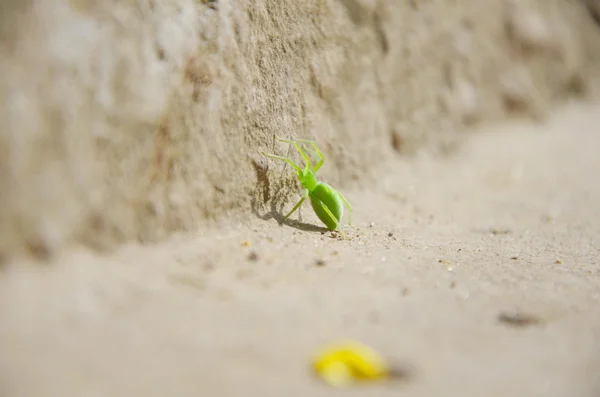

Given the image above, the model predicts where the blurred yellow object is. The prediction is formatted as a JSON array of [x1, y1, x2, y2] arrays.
[[312, 340, 390, 387]]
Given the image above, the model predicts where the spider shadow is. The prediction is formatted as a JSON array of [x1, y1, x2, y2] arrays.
[[280, 216, 329, 233], [250, 157, 329, 234]]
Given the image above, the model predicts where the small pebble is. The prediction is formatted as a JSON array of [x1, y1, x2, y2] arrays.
[[315, 258, 326, 267], [247, 251, 259, 261], [491, 228, 511, 235], [497, 311, 542, 328], [391, 129, 405, 152], [388, 232, 394, 237], [555, 258, 562, 264]]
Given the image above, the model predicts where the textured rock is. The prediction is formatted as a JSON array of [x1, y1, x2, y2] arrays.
[[0, 0, 599, 261]]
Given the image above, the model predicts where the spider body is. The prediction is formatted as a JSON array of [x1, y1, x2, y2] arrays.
[[263, 136, 352, 231], [309, 182, 344, 230]]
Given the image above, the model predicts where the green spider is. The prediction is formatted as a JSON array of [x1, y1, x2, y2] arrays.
[[263, 136, 352, 232]]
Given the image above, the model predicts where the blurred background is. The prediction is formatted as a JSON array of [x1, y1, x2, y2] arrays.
[[1, 1, 599, 396]]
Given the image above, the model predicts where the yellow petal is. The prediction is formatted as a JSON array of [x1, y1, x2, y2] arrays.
[[312, 340, 390, 387], [317, 360, 354, 388]]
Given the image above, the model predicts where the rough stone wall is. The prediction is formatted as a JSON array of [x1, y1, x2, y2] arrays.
[[1, 0, 599, 261]]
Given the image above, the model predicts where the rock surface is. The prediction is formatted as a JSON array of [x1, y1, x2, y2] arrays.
[[1, 0, 599, 260]]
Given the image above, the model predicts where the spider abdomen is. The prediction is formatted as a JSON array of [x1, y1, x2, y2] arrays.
[[309, 182, 344, 230]]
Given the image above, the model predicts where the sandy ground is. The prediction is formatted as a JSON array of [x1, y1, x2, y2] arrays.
[[1, 101, 600, 397]]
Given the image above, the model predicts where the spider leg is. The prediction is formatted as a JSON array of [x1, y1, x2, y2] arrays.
[[337, 192, 353, 227], [292, 139, 325, 172], [275, 136, 314, 171], [263, 152, 302, 173], [283, 189, 308, 221]]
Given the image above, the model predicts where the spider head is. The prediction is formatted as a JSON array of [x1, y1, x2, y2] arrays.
[[298, 168, 317, 192]]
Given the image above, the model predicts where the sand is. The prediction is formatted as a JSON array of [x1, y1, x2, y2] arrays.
[[1, 100, 599, 397]]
